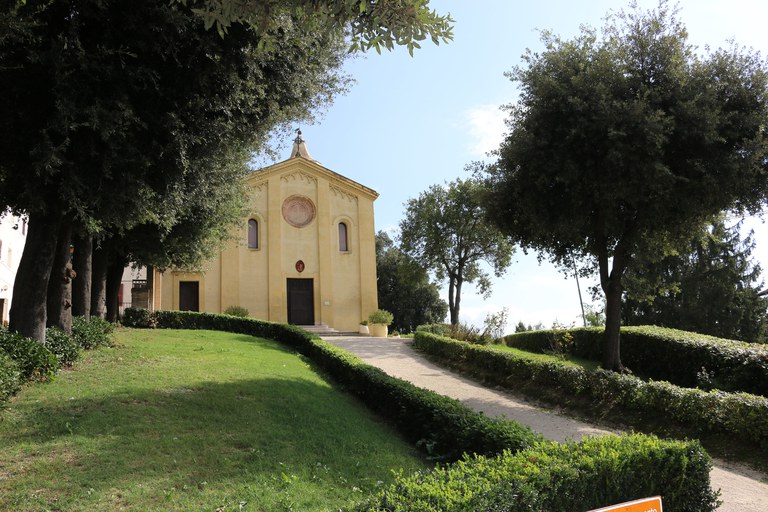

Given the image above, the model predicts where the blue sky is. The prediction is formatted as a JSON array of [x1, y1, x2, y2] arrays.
[[264, 0, 768, 330]]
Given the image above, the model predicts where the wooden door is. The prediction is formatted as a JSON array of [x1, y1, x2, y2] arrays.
[[287, 278, 314, 325], [178, 281, 200, 312]]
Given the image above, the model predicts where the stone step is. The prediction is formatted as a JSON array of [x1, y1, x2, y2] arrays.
[[297, 324, 359, 337]]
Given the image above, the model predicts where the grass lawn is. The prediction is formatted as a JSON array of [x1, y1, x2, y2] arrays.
[[0, 328, 429, 511], [488, 343, 601, 371]]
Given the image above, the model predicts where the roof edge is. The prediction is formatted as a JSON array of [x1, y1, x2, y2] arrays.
[[247, 158, 379, 201]]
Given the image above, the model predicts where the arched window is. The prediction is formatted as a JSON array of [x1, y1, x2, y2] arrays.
[[247, 219, 259, 249], [338, 222, 348, 252]]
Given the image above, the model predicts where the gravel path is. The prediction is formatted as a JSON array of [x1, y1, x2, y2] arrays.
[[323, 336, 768, 512]]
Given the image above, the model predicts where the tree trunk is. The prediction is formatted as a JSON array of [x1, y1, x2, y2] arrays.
[[448, 275, 457, 325], [602, 280, 623, 371], [598, 238, 629, 372], [72, 234, 93, 318], [9, 210, 63, 342], [453, 277, 463, 326], [105, 256, 126, 323], [46, 218, 74, 333], [91, 244, 108, 319]]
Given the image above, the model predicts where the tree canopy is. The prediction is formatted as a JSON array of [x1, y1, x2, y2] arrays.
[[176, 0, 454, 55], [481, 1, 768, 370], [0, 0, 350, 340], [376, 231, 447, 333], [2, 0, 453, 341], [400, 177, 514, 325], [623, 219, 768, 343]]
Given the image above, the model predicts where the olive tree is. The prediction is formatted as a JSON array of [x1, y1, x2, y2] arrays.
[[481, 1, 768, 370], [400, 177, 514, 325]]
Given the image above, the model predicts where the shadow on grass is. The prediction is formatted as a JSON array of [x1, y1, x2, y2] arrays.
[[2, 376, 423, 510]]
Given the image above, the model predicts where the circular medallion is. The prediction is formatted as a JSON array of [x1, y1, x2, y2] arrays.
[[282, 195, 316, 228], [295, 260, 305, 273]]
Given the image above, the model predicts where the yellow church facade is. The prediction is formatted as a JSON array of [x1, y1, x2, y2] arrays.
[[155, 134, 379, 332]]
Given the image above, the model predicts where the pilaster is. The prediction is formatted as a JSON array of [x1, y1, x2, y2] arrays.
[[358, 198, 379, 317], [317, 180, 334, 327], [267, 175, 284, 322]]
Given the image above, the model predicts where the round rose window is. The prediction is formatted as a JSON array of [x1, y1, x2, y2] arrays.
[[282, 195, 316, 228]]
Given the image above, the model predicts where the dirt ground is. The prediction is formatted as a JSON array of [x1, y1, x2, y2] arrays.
[[323, 336, 768, 512]]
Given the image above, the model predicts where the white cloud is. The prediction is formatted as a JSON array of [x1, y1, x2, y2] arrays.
[[465, 104, 507, 157]]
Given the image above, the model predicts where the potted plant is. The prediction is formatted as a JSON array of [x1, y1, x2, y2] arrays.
[[367, 309, 394, 338], [358, 320, 369, 335]]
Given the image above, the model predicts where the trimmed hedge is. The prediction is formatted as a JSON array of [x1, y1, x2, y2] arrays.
[[353, 434, 717, 512], [415, 332, 768, 449], [503, 325, 768, 396], [0, 329, 59, 380], [124, 308, 544, 461], [505, 327, 603, 359], [122, 307, 156, 329], [0, 352, 21, 403]]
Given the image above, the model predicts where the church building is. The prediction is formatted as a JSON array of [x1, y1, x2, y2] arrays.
[[154, 132, 379, 332]]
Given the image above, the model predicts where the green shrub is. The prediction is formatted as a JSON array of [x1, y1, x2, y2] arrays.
[[483, 307, 509, 341], [449, 322, 492, 345], [417, 323, 492, 345], [503, 325, 768, 396], [122, 307, 156, 328], [414, 332, 768, 449], [72, 316, 114, 349], [415, 323, 451, 336], [133, 309, 543, 461], [353, 434, 718, 512], [223, 305, 249, 318], [44, 327, 80, 366], [0, 330, 59, 381], [368, 309, 394, 325], [0, 352, 21, 403]]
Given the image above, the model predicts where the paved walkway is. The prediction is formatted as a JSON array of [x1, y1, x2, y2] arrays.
[[322, 336, 768, 512]]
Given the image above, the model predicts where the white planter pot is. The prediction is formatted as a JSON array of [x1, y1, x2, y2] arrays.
[[369, 324, 388, 338], [358, 324, 370, 335]]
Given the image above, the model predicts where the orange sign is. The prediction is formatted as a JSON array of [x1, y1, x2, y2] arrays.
[[588, 496, 663, 512]]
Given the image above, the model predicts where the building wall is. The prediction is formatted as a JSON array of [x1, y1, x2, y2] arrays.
[[121, 266, 148, 311], [0, 213, 28, 326], [158, 157, 379, 332]]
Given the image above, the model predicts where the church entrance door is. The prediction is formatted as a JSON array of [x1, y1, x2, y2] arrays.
[[287, 278, 314, 325], [179, 281, 200, 311]]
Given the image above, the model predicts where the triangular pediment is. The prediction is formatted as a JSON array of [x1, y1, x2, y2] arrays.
[[246, 157, 379, 202]]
